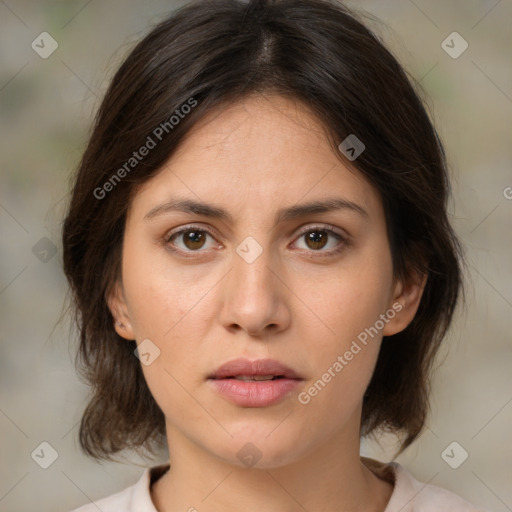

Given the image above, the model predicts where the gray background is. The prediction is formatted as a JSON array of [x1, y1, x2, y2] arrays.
[[0, 1, 511, 511]]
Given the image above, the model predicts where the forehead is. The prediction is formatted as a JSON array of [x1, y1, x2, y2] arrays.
[[127, 94, 383, 225]]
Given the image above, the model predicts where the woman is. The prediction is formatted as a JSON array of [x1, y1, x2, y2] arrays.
[[62, 0, 486, 510]]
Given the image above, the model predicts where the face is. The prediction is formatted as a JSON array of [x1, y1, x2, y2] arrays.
[[109, 94, 424, 469]]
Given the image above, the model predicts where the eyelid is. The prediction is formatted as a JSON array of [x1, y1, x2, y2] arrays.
[[290, 223, 349, 257], [164, 223, 220, 248], [294, 222, 347, 239], [165, 222, 347, 240]]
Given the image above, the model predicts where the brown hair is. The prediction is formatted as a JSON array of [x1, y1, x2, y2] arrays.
[[62, 0, 465, 460]]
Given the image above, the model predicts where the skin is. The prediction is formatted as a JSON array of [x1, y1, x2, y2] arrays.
[[108, 94, 426, 512]]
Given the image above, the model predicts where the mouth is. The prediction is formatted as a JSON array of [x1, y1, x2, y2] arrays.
[[208, 358, 302, 381], [207, 358, 303, 407], [217, 375, 287, 381]]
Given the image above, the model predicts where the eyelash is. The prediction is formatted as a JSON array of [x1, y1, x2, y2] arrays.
[[163, 223, 349, 259]]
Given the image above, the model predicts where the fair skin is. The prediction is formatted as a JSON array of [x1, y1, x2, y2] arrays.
[[108, 94, 426, 512]]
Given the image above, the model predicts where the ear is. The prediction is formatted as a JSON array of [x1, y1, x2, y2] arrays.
[[382, 268, 428, 337], [106, 280, 135, 340]]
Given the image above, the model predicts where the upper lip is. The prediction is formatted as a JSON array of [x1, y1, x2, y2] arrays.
[[208, 358, 302, 379]]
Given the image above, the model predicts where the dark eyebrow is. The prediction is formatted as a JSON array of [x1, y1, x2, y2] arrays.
[[276, 198, 368, 223], [144, 197, 368, 223]]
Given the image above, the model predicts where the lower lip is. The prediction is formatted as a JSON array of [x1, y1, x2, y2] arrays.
[[208, 378, 301, 407]]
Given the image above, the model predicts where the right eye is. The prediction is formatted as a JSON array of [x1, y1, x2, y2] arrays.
[[165, 225, 219, 253]]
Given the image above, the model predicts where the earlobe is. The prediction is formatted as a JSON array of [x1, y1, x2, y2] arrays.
[[106, 280, 135, 340], [382, 270, 428, 337]]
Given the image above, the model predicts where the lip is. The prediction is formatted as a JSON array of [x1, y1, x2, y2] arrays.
[[207, 358, 303, 407]]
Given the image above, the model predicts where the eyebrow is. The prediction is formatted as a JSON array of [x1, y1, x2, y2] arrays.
[[143, 196, 368, 224]]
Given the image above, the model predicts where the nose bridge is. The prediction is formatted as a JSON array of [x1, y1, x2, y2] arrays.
[[232, 234, 276, 301], [220, 234, 287, 335]]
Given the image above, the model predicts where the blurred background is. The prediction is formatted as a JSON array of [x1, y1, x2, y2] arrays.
[[0, 0, 511, 510]]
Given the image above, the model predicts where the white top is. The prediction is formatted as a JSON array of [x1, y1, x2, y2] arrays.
[[70, 457, 490, 511]]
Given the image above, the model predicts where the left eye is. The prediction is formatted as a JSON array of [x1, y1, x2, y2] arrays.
[[293, 226, 345, 253]]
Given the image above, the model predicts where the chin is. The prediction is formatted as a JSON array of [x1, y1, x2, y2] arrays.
[[208, 427, 309, 470]]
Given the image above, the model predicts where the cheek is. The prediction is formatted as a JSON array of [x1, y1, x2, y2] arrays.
[[297, 247, 394, 354], [295, 283, 384, 435], [121, 243, 218, 411], [292, 248, 392, 413], [122, 240, 212, 339]]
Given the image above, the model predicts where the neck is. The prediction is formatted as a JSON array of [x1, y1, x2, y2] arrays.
[[151, 422, 393, 512]]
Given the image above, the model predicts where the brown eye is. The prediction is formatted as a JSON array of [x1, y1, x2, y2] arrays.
[[166, 227, 216, 253], [293, 225, 347, 257], [304, 230, 329, 250], [181, 230, 207, 250]]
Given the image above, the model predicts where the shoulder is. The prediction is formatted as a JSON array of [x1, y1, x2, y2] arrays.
[[362, 457, 491, 512], [391, 463, 487, 512], [68, 465, 169, 512], [70, 484, 136, 512]]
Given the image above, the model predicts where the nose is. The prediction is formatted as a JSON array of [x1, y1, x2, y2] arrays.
[[219, 238, 291, 338]]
